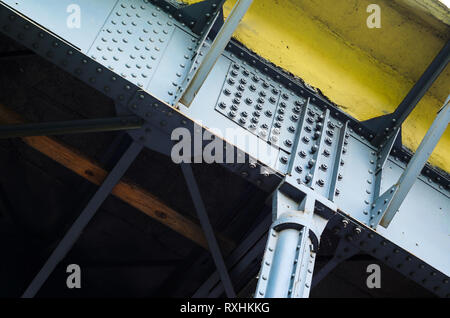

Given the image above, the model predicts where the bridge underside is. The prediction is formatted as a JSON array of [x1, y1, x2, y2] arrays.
[[0, 0, 448, 298]]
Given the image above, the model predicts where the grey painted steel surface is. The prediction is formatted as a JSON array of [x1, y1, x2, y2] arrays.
[[376, 128, 400, 174], [22, 141, 143, 298], [376, 158, 450, 274], [379, 96, 450, 227], [180, 0, 253, 106], [0, 0, 448, 297], [264, 228, 302, 297], [255, 191, 328, 298]]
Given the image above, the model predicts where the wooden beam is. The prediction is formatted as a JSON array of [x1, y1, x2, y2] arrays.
[[0, 104, 234, 251]]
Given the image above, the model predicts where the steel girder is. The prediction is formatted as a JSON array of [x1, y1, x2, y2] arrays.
[[0, 0, 448, 297]]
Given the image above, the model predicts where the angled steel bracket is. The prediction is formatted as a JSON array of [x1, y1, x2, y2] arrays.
[[173, 1, 226, 104], [371, 95, 450, 228], [176, 0, 226, 34], [375, 127, 400, 174], [180, 0, 254, 106]]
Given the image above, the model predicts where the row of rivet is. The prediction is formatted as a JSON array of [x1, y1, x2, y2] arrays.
[[255, 229, 278, 297], [0, 10, 141, 106], [88, 0, 178, 89], [335, 217, 449, 297]]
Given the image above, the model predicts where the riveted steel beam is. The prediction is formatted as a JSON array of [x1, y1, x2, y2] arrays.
[[179, 0, 254, 106], [0, 0, 448, 298]]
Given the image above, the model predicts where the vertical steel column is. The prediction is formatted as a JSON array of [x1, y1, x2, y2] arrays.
[[255, 216, 318, 298], [180, 0, 253, 106], [380, 95, 450, 227], [265, 228, 304, 297], [255, 192, 327, 298], [22, 141, 143, 298]]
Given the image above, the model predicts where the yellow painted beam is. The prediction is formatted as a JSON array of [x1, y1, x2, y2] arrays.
[[184, 0, 450, 172]]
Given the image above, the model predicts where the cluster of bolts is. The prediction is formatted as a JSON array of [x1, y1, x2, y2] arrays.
[[217, 63, 306, 149], [90, 2, 193, 94], [291, 110, 348, 196]]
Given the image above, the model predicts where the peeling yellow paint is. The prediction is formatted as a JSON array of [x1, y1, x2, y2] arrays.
[[183, 0, 450, 172]]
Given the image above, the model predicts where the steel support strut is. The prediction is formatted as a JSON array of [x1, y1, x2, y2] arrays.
[[255, 191, 328, 298], [377, 95, 450, 227], [0, 116, 144, 138], [371, 40, 449, 146], [180, 163, 236, 298], [180, 0, 254, 106], [22, 141, 143, 298]]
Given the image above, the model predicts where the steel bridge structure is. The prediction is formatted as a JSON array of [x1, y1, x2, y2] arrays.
[[0, 0, 448, 298]]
